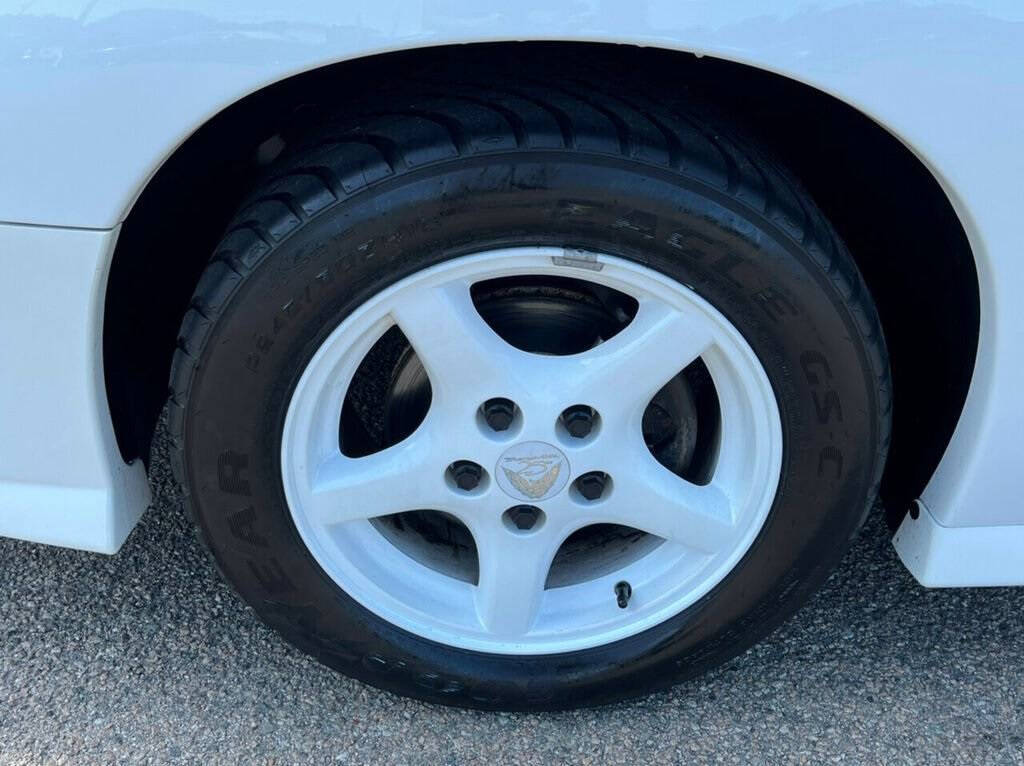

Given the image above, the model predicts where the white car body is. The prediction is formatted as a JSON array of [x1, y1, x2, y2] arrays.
[[1, 0, 1021, 586]]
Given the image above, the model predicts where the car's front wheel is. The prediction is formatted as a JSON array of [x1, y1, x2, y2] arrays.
[[169, 77, 890, 709]]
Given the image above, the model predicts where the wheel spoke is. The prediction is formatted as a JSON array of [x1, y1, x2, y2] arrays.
[[569, 297, 715, 412], [605, 451, 736, 555], [308, 435, 442, 526], [390, 279, 518, 407], [471, 520, 563, 637]]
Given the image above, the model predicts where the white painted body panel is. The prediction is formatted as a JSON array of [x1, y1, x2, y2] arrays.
[[894, 502, 1024, 587], [0, 224, 150, 553], [0, 0, 1021, 583]]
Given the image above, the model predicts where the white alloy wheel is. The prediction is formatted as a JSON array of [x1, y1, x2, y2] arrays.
[[280, 247, 783, 654]]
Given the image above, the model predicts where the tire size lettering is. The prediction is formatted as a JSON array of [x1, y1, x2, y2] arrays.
[[612, 210, 657, 240], [245, 263, 338, 373]]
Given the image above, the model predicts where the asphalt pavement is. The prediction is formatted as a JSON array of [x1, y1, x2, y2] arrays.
[[1, 421, 1022, 765]]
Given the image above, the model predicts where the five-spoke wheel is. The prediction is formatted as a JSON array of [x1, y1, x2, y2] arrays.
[[281, 248, 782, 653]]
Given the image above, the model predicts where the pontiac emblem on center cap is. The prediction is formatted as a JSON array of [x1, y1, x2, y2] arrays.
[[495, 441, 571, 502]]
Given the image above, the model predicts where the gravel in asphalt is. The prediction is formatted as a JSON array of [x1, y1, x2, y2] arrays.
[[1, 421, 1022, 765]]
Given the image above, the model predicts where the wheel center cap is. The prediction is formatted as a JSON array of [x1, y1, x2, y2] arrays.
[[495, 441, 571, 502]]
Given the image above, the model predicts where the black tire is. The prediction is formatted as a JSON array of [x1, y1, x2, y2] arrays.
[[168, 73, 891, 710]]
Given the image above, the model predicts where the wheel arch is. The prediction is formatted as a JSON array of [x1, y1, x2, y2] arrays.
[[102, 41, 980, 523]]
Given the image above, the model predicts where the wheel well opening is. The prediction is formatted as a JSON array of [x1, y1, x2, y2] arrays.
[[104, 42, 979, 524]]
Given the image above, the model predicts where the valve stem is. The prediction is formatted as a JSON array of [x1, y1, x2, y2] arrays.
[[614, 581, 632, 609]]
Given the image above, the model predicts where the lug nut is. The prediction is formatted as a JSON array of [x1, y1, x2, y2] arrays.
[[482, 398, 516, 431], [562, 405, 597, 439], [504, 505, 543, 531], [576, 471, 608, 501], [449, 461, 483, 491]]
